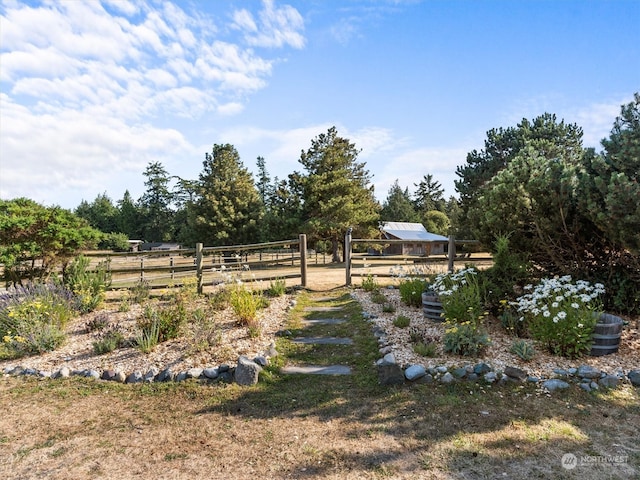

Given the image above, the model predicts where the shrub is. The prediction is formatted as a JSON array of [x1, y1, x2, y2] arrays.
[[443, 322, 490, 357], [414, 341, 437, 357], [393, 315, 411, 328], [209, 287, 232, 311], [99, 232, 130, 252], [432, 267, 486, 326], [370, 291, 387, 304], [93, 326, 124, 354], [398, 278, 429, 307], [382, 303, 396, 313], [63, 255, 111, 313], [138, 301, 186, 343], [480, 235, 530, 314], [0, 283, 76, 357], [510, 340, 536, 362], [499, 308, 527, 337], [514, 275, 604, 357], [268, 278, 287, 297], [129, 279, 151, 304], [230, 286, 262, 325], [361, 274, 379, 292], [85, 312, 111, 332], [136, 321, 160, 353]]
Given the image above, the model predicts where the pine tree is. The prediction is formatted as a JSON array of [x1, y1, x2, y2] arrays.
[[189, 144, 262, 247], [298, 127, 380, 262]]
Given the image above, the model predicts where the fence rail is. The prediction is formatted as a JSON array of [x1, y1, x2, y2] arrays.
[[86, 235, 309, 294], [345, 232, 489, 286]]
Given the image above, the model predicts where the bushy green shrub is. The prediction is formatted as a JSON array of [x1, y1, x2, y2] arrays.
[[443, 322, 490, 357], [361, 274, 378, 292], [136, 321, 160, 353], [370, 290, 387, 304], [514, 275, 603, 357], [510, 340, 536, 362], [209, 287, 232, 311], [93, 325, 124, 354], [129, 279, 151, 304], [99, 232, 130, 252], [413, 341, 437, 357], [0, 283, 77, 357], [230, 286, 263, 325], [398, 277, 429, 308], [432, 267, 485, 326], [138, 301, 186, 343], [393, 315, 411, 328], [268, 278, 287, 297], [63, 255, 111, 313], [480, 235, 530, 314]]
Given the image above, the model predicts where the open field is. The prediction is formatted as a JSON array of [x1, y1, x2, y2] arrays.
[[1, 290, 638, 479]]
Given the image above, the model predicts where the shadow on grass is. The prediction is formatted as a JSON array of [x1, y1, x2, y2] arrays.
[[193, 290, 639, 478]]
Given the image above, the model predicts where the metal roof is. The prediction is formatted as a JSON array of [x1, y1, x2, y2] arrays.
[[381, 222, 448, 241]]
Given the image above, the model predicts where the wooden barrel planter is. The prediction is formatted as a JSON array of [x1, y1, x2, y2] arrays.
[[422, 291, 444, 322], [590, 313, 624, 356]]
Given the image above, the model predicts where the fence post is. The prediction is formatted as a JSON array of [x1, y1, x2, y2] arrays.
[[140, 257, 144, 281], [345, 228, 352, 286], [196, 243, 203, 295], [448, 235, 456, 273], [299, 234, 307, 288], [170, 257, 174, 280]]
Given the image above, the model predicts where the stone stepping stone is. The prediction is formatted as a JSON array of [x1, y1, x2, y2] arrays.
[[281, 365, 352, 375], [300, 318, 346, 326], [303, 306, 343, 312], [292, 337, 353, 345]]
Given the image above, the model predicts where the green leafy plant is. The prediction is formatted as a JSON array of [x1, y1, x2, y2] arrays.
[[230, 286, 263, 325], [138, 301, 186, 343], [93, 326, 124, 354], [268, 278, 287, 297], [129, 279, 151, 304], [136, 321, 160, 353], [85, 312, 110, 332], [63, 255, 111, 313], [0, 283, 76, 357], [393, 315, 411, 328], [209, 287, 232, 311], [499, 307, 527, 337], [414, 341, 437, 357], [382, 303, 396, 313], [510, 340, 536, 362], [398, 278, 429, 308], [443, 322, 490, 356], [361, 274, 379, 292], [432, 267, 486, 326], [370, 291, 387, 304], [514, 275, 604, 357]]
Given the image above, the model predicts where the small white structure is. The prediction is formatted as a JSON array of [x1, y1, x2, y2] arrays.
[[379, 222, 448, 256]]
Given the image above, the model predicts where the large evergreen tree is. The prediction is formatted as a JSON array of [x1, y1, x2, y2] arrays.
[[380, 179, 418, 222], [298, 127, 380, 262], [413, 174, 445, 213], [579, 93, 640, 254], [455, 113, 584, 228], [74, 192, 118, 234], [188, 144, 262, 247], [116, 190, 142, 239], [138, 162, 175, 242]]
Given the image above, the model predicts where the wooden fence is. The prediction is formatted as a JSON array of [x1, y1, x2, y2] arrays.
[[344, 231, 491, 286], [85, 235, 309, 294]]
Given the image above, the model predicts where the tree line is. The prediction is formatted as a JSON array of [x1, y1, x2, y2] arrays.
[[72, 126, 454, 259], [2, 95, 638, 313]]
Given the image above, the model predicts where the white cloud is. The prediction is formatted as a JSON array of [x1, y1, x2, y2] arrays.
[[0, 0, 305, 207], [232, 0, 305, 49]]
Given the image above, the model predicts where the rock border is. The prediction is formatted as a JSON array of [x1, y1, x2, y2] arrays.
[[1, 347, 277, 386], [361, 290, 640, 393]]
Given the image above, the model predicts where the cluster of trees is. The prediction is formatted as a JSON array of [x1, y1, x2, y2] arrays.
[[72, 127, 458, 262], [2, 94, 638, 313], [455, 93, 639, 313]]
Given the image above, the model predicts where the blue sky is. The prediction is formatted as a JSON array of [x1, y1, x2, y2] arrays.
[[1, 0, 639, 210]]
